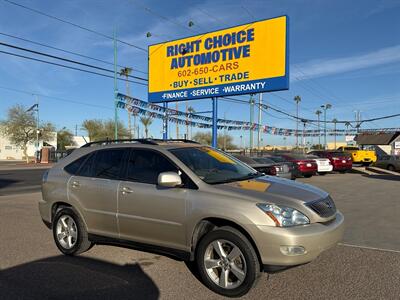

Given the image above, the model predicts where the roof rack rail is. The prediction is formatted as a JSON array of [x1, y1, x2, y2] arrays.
[[81, 138, 200, 148], [81, 138, 157, 148], [149, 139, 200, 144]]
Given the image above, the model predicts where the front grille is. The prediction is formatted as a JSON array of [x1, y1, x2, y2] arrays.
[[306, 196, 336, 218]]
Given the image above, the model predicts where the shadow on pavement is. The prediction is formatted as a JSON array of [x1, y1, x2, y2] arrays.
[[0, 255, 160, 299], [0, 178, 19, 189], [363, 174, 400, 181]]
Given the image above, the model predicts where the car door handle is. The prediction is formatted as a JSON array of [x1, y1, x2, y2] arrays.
[[121, 186, 133, 194], [72, 181, 80, 188]]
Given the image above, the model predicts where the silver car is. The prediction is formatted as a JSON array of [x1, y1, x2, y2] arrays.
[[39, 139, 344, 297], [374, 155, 400, 171]]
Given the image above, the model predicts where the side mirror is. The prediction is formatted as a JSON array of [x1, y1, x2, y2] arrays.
[[157, 172, 182, 188]]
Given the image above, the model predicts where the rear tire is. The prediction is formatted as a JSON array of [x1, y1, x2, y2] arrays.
[[195, 226, 261, 297], [52, 207, 92, 256], [304, 174, 312, 178], [387, 165, 395, 171]]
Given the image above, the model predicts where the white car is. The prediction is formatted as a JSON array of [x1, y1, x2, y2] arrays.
[[307, 155, 333, 175]]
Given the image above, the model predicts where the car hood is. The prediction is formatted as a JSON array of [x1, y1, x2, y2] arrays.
[[213, 175, 328, 204]]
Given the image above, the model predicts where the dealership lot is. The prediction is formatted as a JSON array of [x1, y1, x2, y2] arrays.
[[1, 172, 399, 299]]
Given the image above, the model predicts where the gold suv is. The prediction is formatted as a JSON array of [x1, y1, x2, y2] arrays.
[[39, 139, 344, 297]]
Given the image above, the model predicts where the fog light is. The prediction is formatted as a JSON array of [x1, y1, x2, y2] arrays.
[[280, 246, 306, 256]]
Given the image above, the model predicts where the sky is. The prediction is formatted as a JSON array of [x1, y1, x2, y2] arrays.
[[0, 0, 399, 147]]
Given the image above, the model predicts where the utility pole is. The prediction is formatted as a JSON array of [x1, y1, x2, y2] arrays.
[[113, 28, 118, 140], [294, 95, 301, 148], [35, 95, 39, 162], [223, 111, 227, 150], [321, 103, 332, 149], [257, 93, 263, 151], [120, 67, 133, 138], [75, 124, 78, 136], [249, 95, 255, 152], [315, 110, 322, 148]]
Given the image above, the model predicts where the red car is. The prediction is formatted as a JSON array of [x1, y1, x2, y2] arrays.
[[280, 154, 318, 178], [308, 151, 352, 173]]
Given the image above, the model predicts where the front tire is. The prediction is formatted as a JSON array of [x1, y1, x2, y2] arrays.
[[53, 207, 92, 256], [387, 165, 395, 171], [195, 226, 260, 297]]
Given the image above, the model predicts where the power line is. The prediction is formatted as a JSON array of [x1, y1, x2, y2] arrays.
[[2, 0, 148, 52], [128, 0, 200, 33], [0, 49, 148, 86], [0, 85, 112, 110], [0, 41, 148, 81], [0, 31, 148, 75]]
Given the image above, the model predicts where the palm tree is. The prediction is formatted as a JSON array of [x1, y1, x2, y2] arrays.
[[294, 95, 301, 147], [140, 116, 153, 138], [187, 106, 195, 139], [120, 67, 133, 138]]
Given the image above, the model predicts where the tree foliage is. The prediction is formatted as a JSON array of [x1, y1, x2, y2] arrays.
[[82, 119, 129, 141], [140, 117, 153, 138], [1, 104, 55, 162], [192, 132, 237, 149], [57, 127, 74, 150]]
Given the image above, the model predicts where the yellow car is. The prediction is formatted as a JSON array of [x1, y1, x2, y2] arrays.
[[337, 146, 377, 165]]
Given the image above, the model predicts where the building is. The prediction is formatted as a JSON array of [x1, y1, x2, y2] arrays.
[[0, 132, 57, 161], [355, 132, 400, 157]]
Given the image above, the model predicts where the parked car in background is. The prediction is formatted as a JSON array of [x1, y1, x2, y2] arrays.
[[232, 154, 278, 176], [306, 155, 333, 175], [279, 154, 318, 178], [373, 155, 400, 171], [251, 156, 294, 179], [308, 151, 352, 173], [337, 146, 376, 165]]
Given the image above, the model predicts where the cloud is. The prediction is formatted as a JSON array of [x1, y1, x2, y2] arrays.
[[292, 44, 400, 81]]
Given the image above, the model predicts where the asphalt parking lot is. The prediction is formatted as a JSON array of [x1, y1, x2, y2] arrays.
[[1, 172, 399, 299]]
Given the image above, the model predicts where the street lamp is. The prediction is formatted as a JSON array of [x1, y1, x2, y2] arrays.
[[294, 95, 301, 148], [332, 118, 338, 149], [320, 104, 332, 149], [315, 110, 322, 148]]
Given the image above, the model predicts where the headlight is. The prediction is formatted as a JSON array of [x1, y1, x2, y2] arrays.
[[257, 203, 310, 227]]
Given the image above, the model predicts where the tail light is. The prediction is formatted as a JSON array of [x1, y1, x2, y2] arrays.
[[269, 167, 277, 176]]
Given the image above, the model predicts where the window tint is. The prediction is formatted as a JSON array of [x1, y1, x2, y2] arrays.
[[92, 149, 127, 179], [77, 153, 96, 177], [64, 154, 91, 175], [126, 149, 178, 184]]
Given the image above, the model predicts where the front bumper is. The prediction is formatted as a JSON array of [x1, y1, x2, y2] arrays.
[[248, 211, 344, 266]]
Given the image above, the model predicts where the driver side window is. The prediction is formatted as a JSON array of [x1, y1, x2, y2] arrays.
[[126, 149, 178, 185]]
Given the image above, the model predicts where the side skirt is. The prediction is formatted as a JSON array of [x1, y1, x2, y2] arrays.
[[88, 234, 191, 262]]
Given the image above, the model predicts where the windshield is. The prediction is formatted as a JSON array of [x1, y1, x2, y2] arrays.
[[170, 147, 261, 184]]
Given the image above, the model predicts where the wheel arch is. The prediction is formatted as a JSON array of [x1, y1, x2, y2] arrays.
[[190, 217, 263, 269], [51, 202, 88, 232]]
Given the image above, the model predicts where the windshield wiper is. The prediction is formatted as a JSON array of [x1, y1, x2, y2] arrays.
[[210, 172, 262, 185]]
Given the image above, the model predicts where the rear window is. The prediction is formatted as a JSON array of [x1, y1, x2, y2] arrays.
[[330, 152, 350, 158], [64, 154, 91, 175]]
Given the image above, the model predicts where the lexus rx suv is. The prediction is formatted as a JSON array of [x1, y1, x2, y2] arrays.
[[39, 139, 344, 297]]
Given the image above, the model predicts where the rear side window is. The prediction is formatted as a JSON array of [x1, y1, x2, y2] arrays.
[[64, 154, 91, 175], [77, 153, 96, 177], [92, 149, 127, 179], [126, 149, 178, 184]]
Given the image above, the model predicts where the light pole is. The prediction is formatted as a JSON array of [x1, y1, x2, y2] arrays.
[[249, 95, 255, 152], [315, 110, 322, 148], [301, 119, 307, 153], [332, 118, 338, 149], [294, 95, 301, 148], [257, 93, 263, 150], [321, 104, 332, 149], [120, 67, 133, 138]]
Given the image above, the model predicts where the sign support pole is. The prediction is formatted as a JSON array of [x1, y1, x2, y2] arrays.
[[212, 97, 218, 148], [163, 102, 168, 140]]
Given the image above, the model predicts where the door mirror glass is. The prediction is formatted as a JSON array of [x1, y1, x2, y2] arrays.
[[158, 172, 182, 188]]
